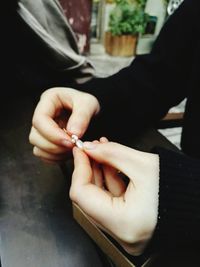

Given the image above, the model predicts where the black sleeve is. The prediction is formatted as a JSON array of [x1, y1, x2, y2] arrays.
[[148, 147, 200, 253], [2, 0, 22, 101], [3, 0, 19, 55], [2, 0, 19, 74], [3, 0, 19, 37], [2, 0, 19, 13], [75, 0, 200, 142]]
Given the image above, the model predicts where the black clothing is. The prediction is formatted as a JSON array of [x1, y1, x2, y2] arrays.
[[76, 0, 200, 252], [77, 0, 200, 158]]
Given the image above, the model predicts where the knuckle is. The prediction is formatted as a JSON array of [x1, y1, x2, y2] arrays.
[[29, 131, 35, 145], [69, 186, 78, 202], [33, 147, 40, 157], [40, 87, 60, 100], [32, 116, 39, 129], [45, 145, 56, 153], [40, 88, 53, 98]]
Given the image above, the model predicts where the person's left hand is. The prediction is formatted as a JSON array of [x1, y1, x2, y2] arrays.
[[70, 138, 160, 255], [29, 87, 100, 164]]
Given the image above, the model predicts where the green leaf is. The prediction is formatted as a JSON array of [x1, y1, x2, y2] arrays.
[[108, 0, 149, 36]]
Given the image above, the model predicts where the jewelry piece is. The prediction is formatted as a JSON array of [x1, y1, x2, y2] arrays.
[[71, 134, 78, 144], [75, 139, 84, 149], [63, 129, 83, 149]]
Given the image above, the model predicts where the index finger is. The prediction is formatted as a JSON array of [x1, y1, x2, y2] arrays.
[[32, 94, 72, 146], [70, 148, 115, 228]]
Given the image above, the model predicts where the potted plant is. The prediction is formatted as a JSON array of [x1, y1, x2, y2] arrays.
[[105, 0, 149, 56]]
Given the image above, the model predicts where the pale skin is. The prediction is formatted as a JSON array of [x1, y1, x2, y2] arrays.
[[29, 87, 100, 163], [29, 87, 160, 255]]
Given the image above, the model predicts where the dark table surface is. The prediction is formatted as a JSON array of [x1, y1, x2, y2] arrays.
[[0, 96, 111, 267]]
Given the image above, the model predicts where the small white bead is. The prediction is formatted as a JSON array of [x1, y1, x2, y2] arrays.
[[71, 134, 78, 143], [71, 138, 76, 144], [71, 134, 78, 141], [75, 139, 83, 149]]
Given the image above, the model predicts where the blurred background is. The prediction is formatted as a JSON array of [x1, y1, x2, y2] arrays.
[[58, 0, 184, 148], [59, 0, 170, 57]]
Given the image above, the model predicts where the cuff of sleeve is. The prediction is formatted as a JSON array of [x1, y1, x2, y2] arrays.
[[148, 147, 200, 252]]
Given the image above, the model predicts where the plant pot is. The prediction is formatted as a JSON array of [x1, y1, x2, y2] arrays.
[[104, 31, 138, 57]]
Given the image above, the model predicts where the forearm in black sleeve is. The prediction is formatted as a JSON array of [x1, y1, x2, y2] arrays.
[[76, 0, 199, 141], [149, 147, 200, 253], [2, 0, 18, 11]]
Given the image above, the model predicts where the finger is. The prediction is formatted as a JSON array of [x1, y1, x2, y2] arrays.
[[70, 147, 114, 228], [99, 137, 126, 196], [91, 140, 104, 187], [100, 137, 109, 143], [71, 147, 93, 188], [83, 141, 157, 185], [32, 92, 72, 147], [103, 165, 126, 197], [33, 146, 70, 161], [83, 141, 135, 178], [30, 127, 72, 154], [67, 95, 99, 137], [66, 108, 91, 138], [91, 161, 104, 188]]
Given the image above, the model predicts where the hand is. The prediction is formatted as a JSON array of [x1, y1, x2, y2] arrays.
[[29, 87, 100, 164], [70, 139, 159, 255]]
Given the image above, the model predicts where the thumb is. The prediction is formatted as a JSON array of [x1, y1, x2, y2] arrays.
[[83, 141, 136, 177], [70, 147, 115, 229], [67, 96, 99, 137], [67, 108, 90, 137]]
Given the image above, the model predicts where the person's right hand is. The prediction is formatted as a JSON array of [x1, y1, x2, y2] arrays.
[[70, 138, 159, 255], [29, 87, 100, 164]]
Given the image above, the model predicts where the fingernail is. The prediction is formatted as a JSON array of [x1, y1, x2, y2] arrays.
[[83, 142, 97, 150], [62, 139, 73, 147]]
